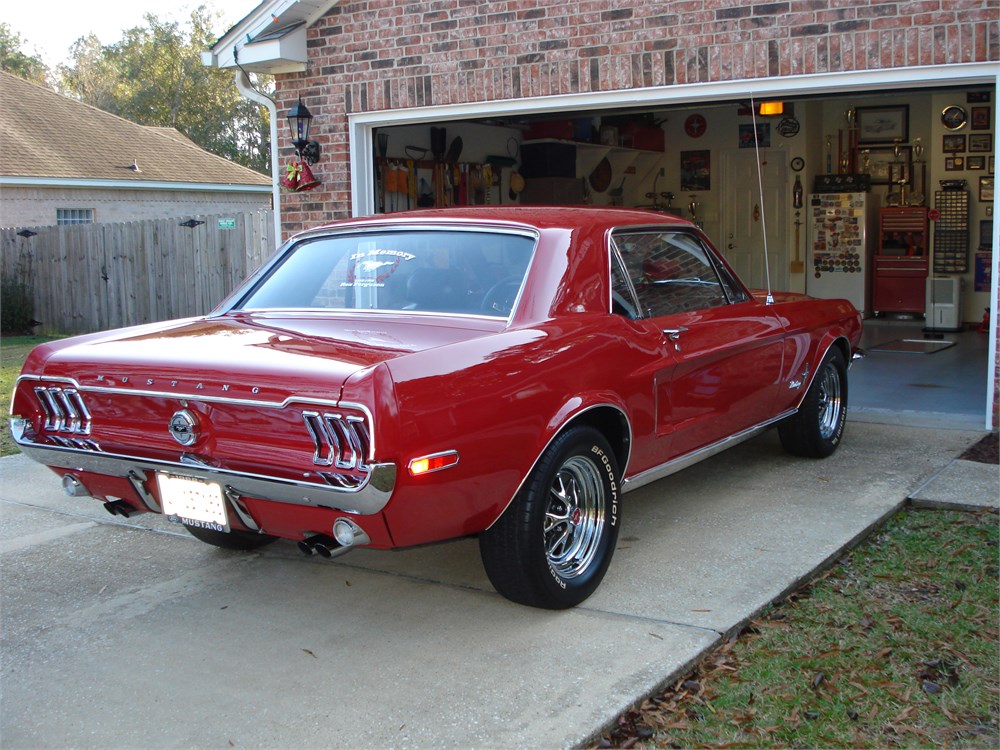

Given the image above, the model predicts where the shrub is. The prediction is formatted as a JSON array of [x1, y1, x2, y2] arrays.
[[1, 277, 36, 334]]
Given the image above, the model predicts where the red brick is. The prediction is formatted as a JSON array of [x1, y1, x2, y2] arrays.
[[277, 0, 999, 227]]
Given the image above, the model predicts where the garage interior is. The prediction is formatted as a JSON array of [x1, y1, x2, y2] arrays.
[[366, 83, 995, 430]]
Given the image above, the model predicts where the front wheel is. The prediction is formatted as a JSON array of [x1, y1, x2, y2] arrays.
[[479, 426, 621, 609], [779, 347, 848, 458]]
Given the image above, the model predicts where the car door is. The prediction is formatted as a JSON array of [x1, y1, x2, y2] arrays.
[[611, 228, 786, 458]]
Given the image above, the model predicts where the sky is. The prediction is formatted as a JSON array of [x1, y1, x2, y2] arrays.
[[6, 0, 259, 69]]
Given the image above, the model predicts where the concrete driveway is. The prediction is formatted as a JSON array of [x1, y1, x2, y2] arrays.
[[0, 422, 986, 749]]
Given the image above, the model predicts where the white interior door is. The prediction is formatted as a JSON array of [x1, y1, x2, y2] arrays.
[[720, 149, 788, 292]]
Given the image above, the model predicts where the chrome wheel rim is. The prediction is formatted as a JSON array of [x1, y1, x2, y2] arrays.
[[817, 362, 843, 439], [544, 455, 605, 579]]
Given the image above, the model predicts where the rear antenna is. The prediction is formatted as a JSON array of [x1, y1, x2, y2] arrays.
[[750, 93, 775, 305]]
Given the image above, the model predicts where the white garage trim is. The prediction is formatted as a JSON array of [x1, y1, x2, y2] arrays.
[[347, 61, 1000, 430]]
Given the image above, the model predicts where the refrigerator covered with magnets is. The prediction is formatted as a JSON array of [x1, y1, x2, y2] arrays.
[[806, 192, 877, 315]]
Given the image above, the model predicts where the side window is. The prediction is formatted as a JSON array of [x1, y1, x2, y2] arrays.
[[614, 231, 730, 318]]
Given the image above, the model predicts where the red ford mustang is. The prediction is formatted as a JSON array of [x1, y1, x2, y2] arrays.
[[10, 207, 862, 608]]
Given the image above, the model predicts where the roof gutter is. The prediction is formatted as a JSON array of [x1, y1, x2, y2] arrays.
[[0, 176, 271, 192], [234, 69, 282, 245]]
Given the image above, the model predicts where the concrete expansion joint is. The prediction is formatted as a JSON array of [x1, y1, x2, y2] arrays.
[[0, 497, 190, 538], [573, 605, 726, 637]]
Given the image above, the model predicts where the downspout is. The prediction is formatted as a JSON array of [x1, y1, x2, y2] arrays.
[[234, 69, 282, 246]]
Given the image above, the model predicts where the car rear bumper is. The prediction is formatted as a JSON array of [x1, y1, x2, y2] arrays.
[[10, 418, 396, 516]]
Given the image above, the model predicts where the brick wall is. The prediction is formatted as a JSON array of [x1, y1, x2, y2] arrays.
[[275, 0, 999, 231]]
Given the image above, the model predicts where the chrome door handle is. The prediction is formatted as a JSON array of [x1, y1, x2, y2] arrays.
[[662, 326, 688, 341]]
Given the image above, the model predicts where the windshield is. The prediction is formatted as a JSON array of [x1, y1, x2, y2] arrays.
[[237, 228, 536, 317]]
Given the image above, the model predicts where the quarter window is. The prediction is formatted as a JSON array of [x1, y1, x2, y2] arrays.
[[613, 231, 730, 318]]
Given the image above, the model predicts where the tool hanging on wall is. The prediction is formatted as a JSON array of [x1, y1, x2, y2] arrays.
[[791, 212, 804, 273]]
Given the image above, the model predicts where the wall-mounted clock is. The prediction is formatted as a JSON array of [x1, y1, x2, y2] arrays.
[[941, 105, 967, 130], [790, 157, 805, 172]]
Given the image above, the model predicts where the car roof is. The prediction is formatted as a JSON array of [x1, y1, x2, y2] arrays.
[[293, 206, 694, 238]]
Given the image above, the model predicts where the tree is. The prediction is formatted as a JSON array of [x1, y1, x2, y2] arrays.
[[0, 23, 50, 84], [57, 6, 272, 173]]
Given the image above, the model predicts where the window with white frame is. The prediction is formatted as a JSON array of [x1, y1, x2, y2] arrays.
[[56, 209, 95, 225]]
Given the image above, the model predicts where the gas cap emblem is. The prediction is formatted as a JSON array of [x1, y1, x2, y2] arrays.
[[168, 410, 198, 446]]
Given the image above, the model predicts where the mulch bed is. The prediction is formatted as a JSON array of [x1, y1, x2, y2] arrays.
[[959, 432, 999, 464]]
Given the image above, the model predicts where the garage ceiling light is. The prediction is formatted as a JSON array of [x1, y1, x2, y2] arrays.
[[759, 101, 784, 116]]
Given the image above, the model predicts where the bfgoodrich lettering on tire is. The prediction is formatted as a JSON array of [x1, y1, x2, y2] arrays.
[[779, 346, 848, 458], [479, 426, 621, 609]]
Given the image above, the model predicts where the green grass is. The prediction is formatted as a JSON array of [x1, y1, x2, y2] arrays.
[[0, 335, 60, 456], [598, 509, 999, 749]]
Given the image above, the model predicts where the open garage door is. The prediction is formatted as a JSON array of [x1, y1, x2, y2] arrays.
[[348, 64, 999, 431]]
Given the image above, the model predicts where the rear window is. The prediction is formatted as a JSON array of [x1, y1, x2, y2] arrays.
[[237, 229, 536, 317]]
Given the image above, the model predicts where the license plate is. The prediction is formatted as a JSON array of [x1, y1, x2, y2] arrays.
[[158, 473, 229, 533]]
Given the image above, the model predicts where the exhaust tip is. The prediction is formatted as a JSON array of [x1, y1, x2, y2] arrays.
[[299, 533, 338, 557], [297, 539, 316, 556], [103, 499, 137, 517]]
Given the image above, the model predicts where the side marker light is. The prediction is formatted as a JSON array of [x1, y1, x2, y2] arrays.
[[407, 450, 459, 476]]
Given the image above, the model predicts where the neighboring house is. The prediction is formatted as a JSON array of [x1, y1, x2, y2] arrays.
[[0, 71, 272, 228], [203, 1, 999, 427]]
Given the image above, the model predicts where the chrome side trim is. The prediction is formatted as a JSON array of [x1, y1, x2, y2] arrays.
[[11, 428, 397, 516], [622, 410, 796, 494]]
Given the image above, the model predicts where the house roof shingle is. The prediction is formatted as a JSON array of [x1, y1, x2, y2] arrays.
[[0, 71, 270, 187]]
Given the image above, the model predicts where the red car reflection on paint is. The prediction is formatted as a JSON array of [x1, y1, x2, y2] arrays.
[[10, 208, 862, 608]]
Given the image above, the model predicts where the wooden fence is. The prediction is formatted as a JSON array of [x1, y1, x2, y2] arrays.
[[1, 212, 276, 336]]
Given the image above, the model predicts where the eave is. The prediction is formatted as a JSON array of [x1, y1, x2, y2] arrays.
[[0, 176, 273, 193], [201, 0, 337, 74]]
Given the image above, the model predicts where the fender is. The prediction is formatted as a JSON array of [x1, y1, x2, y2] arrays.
[[483, 396, 632, 531], [791, 333, 852, 411]]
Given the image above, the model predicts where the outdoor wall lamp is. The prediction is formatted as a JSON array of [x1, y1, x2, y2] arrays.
[[287, 99, 321, 165]]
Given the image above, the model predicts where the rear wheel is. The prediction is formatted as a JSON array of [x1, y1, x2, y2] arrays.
[[779, 347, 848, 458], [183, 524, 278, 551], [479, 426, 621, 609]]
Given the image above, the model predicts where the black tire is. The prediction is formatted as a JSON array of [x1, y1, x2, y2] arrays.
[[779, 346, 848, 458], [183, 524, 278, 551], [479, 426, 621, 609]]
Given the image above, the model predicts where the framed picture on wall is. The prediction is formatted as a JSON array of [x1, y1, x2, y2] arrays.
[[945, 157, 964, 171], [856, 105, 908, 143], [971, 107, 991, 130], [680, 150, 711, 191], [864, 145, 911, 184], [942, 134, 966, 153], [969, 133, 992, 152], [737, 123, 770, 148], [967, 156, 986, 171], [980, 176, 994, 202]]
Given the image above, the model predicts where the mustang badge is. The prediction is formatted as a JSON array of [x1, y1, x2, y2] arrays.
[[168, 410, 198, 446]]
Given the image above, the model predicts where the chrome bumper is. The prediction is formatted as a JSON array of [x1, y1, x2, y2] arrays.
[[11, 419, 396, 516]]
